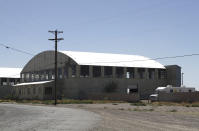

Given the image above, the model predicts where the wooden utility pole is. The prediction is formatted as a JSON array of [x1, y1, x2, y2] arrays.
[[48, 30, 64, 105]]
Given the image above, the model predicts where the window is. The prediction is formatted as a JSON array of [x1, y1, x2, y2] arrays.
[[31, 73, 34, 81], [64, 68, 68, 78], [148, 69, 155, 79], [126, 68, 134, 79], [35, 72, 39, 81], [71, 65, 76, 77], [80, 65, 89, 77], [138, 68, 145, 79], [51, 70, 55, 79], [116, 67, 124, 78], [1, 78, 7, 86], [104, 66, 112, 77], [158, 69, 166, 79], [25, 73, 30, 82], [21, 74, 24, 81], [93, 66, 101, 77], [40, 71, 45, 81], [58, 68, 62, 79], [45, 70, 49, 80], [170, 89, 173, 93], [9, 78, 15, 85], [16, 79, 20, 84], [21, 74, 24, 79], [45, 87, 52, 95]]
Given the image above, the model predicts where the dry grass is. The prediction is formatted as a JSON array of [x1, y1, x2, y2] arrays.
[[0, 99, 124, 105], [151, 102, 199, 107], [0, 99, 14, 103], [130, 102, 146, 106]]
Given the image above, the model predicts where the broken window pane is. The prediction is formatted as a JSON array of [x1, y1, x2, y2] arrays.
[[64, 67, 68, 78], [1, 78, 7, 86], [116, 67, 124, 78], [58, 68, 62, 79], [104, 66, 112, 77], [148, 69, 155, 79], [126, 68, 134, 78], [138, 68, 145, 79], [80, 65, 89, 77], [93, 66, 101, 77], [71, 65, 76, 77], [158, 69, 166, 79]]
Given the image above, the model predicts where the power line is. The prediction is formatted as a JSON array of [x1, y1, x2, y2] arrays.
[[80, 53, 199, 65], [0, 43, 34, 56], [1, 41, 199, 67]]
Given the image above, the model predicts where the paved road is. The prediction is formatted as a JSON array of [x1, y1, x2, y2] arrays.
[[0, 103, 100, 131]]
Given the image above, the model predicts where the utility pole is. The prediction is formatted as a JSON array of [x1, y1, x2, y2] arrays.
[[48, 30, 64, 105], [182, 72, 184, 86]]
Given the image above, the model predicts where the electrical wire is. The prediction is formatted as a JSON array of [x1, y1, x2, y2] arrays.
[[0, 43, 34, 56], [1, 43, 199, 69], [80, 53, 199, 65]]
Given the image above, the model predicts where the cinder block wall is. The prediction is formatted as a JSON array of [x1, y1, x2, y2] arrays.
[[158, 92, 199, 102], [58, 78, 166, 100], [165, 65, 181, 87], [0, 86, 12, 99]]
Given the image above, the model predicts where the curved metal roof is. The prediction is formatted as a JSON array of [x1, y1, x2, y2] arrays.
[[61, 51, 165, 69], [0, 67, 22, 78]]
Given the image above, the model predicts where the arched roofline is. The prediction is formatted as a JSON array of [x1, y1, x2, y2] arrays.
[[21, 50, 79, 73]]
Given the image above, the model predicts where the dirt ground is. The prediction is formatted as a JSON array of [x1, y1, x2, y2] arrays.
[[59, 103, 199, 131]]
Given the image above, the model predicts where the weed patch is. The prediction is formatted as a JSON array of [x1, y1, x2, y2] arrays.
[[130, 102, 146, 106]]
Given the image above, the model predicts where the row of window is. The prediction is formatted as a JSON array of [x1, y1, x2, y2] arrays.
[[21, 66, 166, 82], [0, 78, 20, 86]]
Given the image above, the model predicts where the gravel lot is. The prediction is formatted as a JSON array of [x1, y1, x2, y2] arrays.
[[0, 103, 100, 131], [60, 103, 199, 131], [1, 103, 199, 131]]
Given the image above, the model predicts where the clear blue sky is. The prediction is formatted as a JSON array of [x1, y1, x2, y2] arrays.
[[0, 0, 199, 89]]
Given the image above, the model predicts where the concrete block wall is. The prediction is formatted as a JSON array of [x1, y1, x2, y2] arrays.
[[0, 86, 13, 99], [59, 77, 166, 100], [158, 92, 199, 102]]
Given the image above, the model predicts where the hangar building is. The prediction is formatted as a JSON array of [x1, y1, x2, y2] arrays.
[[13, 51, 181, 100]]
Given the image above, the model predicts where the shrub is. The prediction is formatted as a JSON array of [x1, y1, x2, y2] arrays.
[[169, 109, 177, 112], [191, 104, 199, 107], [130, 102, 146, 106]]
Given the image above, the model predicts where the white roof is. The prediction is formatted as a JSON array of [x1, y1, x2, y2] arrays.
[[0, 67, 22, 78], [61, 51, 165, 69], [13, 80, 53, 86]]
